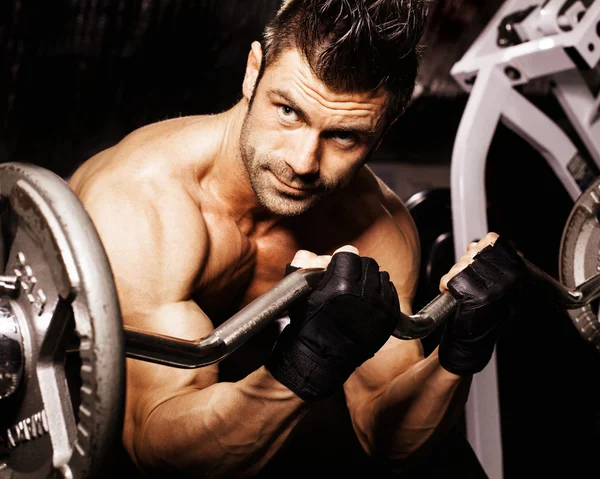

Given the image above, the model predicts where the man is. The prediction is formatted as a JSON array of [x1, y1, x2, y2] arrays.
[[68, 0, 527, 477]]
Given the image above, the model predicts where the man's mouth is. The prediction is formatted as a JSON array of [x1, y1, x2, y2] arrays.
[[269, 171, 314, 195]]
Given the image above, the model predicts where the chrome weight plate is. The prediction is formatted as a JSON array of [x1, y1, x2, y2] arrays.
[[559, 176, 600, 352], [0, 163, 125, 478]]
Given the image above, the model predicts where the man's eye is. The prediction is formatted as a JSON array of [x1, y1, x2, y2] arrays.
[[332, 131, 358, 145], [335, 132, 352, 140], [279, 105, 298, 120]]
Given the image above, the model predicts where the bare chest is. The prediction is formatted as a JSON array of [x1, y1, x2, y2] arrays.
[[191, 229, 302, 379], [195, 229, 299, 314]]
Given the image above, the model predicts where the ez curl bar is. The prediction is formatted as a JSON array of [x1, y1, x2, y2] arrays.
[[124, 252, 600, 368], [1, 162, 600, 478]]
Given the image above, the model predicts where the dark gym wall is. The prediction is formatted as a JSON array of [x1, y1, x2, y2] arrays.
[[0, 0, 503, 177], [1, 0, 282, 177], [3, 1, 600, 478]]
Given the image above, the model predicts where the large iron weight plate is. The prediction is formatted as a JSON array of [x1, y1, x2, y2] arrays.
[[0, 163, 125, 478], [559, 176, 600, 352]]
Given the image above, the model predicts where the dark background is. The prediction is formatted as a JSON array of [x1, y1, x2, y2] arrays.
[[2, 0, 600, 477]]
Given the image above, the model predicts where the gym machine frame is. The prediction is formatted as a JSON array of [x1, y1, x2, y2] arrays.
[[449, 1, 600, 477]]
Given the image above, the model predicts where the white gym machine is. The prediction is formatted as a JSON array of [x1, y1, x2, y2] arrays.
[[449, 0, 600, 477]]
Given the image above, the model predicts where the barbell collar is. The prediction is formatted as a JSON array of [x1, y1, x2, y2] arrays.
[[0, 275, 19, 297], [0, 299, 24, 400]]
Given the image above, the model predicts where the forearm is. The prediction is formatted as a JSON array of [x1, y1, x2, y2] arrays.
[[345, 347, 470, 464], [133, 367, 307, 479]]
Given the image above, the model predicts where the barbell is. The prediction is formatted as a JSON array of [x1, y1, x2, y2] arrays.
[[1, 162, 600, 478]]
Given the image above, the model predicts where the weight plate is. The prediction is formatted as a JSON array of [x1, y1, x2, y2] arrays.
[[559, 176, 600, 352], [0, 163, 125, 478]]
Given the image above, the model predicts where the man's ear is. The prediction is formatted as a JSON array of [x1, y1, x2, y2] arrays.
[[242, 41, 263, 101]]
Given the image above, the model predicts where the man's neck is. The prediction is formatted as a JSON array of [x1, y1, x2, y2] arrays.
[[207, 100, 283, 235]]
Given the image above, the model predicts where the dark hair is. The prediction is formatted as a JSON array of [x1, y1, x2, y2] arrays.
[[260, 0, 430, 119]]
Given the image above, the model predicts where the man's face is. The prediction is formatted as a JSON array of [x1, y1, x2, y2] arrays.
[[239, 47, 389, 217]]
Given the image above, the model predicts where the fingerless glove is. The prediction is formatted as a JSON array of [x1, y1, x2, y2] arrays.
[[265, 252, 400, 400]]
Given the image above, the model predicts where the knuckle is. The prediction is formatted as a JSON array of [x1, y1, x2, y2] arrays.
[[292, 249, 315, 266], [484, 232, 499, 243], [458, 258, 472, 268], [460, 251, 474, 262], [334, 244, 359, 255]]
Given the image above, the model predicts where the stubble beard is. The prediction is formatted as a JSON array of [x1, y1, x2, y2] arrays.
[[239, 113, 335, 217]]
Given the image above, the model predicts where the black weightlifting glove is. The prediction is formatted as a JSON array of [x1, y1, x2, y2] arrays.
[[265, 252, 400, 401], [439, 235, 528, 375]]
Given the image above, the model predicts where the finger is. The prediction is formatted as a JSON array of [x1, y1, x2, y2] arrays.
[[464, 246, 480, 261], [462, 232, 499, 259], [466, 242, 479, 253], [291, 249, 318, 268], [439, 257, 475, 292], [440, 233, 500, 292], [476, 232, 499, 249], [328, 249, 362, 280], [333, 244, 359, 256], [313, 254, 332, 269]]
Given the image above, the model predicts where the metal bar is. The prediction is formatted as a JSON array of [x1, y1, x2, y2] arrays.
[[393, 293, 457, 340], [123, 268, 326, 368], [122, 256, 600, 369]]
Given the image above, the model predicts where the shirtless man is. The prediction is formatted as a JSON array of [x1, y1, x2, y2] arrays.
[[68, 1, 528, 477]]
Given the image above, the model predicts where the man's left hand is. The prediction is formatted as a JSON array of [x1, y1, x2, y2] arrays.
[[438, 232, 529, 375]]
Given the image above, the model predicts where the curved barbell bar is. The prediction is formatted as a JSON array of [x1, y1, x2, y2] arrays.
[[124, 257, 600, 368]]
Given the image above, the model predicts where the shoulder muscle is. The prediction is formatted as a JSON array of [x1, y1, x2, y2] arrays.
[[71, 174, 209, 317]]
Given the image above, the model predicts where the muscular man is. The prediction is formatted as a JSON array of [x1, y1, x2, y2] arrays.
[[68, 1, 528, 477]]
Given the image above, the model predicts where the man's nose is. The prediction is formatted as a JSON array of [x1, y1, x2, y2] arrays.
[[287, 131, 321, 176]]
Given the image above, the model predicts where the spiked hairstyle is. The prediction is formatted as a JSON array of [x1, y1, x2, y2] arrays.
[[260, 0, 430, 120]]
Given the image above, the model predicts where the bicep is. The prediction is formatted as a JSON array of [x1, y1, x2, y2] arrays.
[[124, 300, 218, 440], [75, 183, 218, 423]]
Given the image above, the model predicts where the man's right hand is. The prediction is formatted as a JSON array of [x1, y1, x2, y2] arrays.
[[265, 247, 400, 401]]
